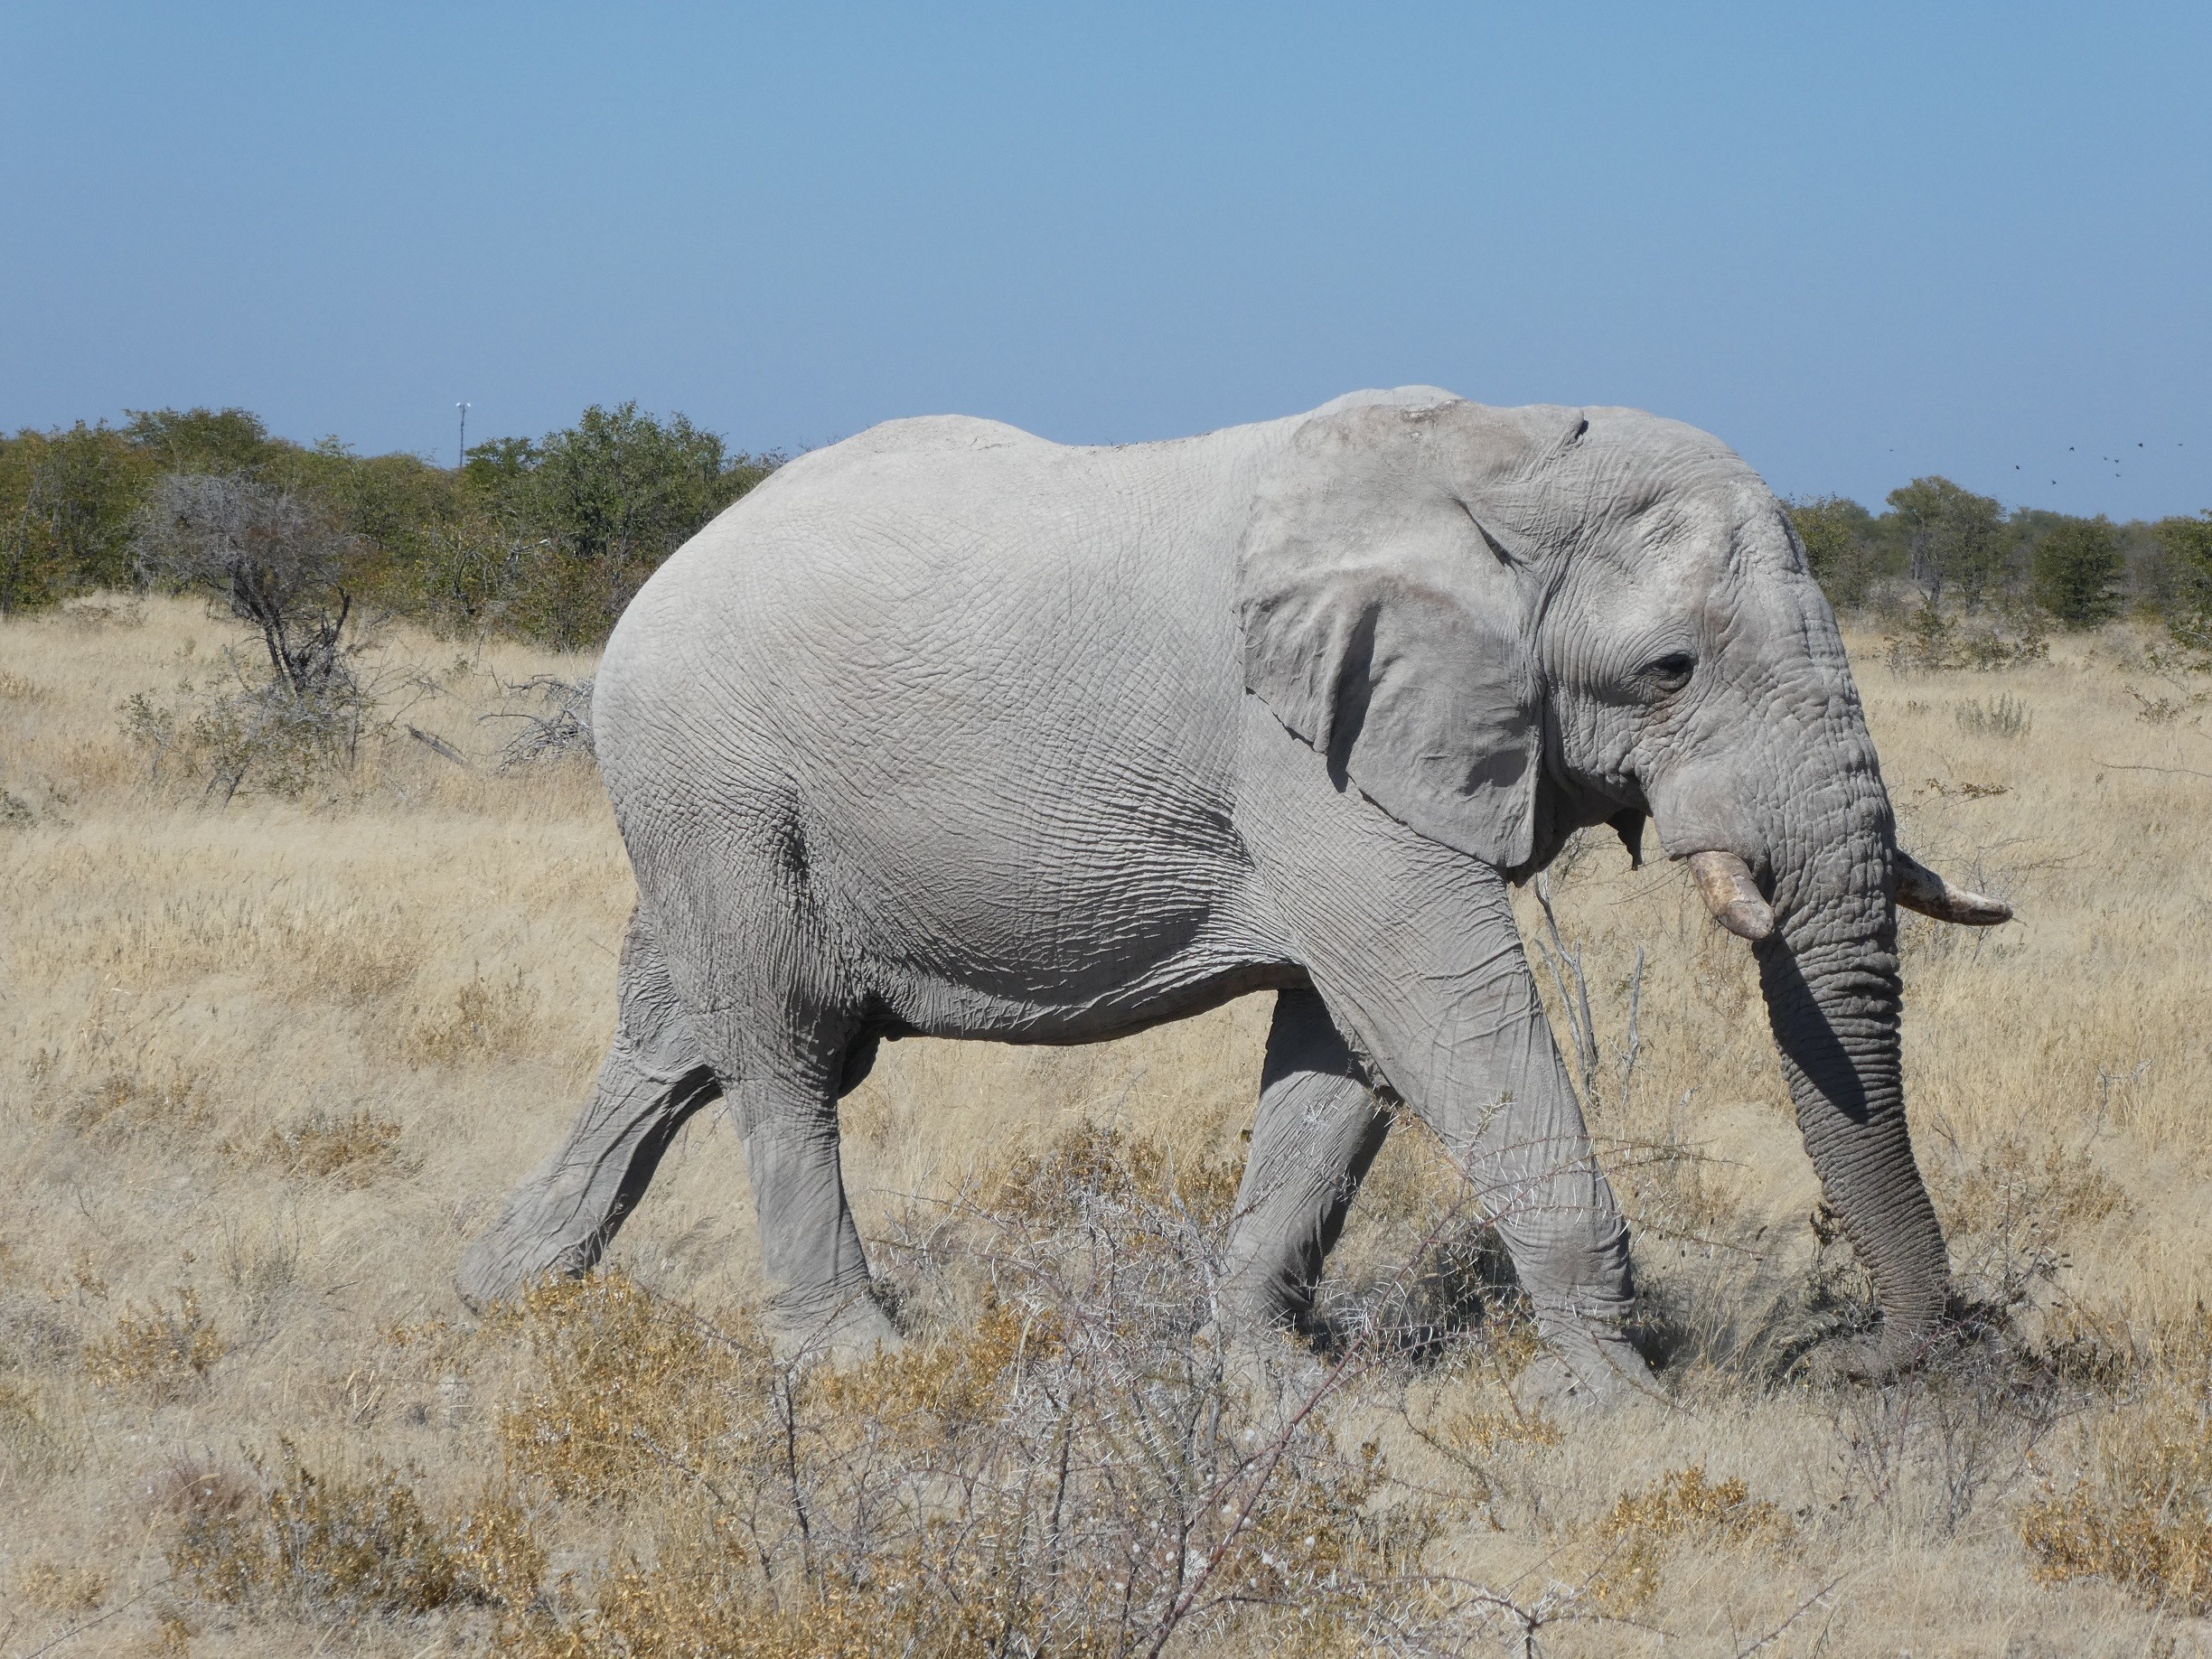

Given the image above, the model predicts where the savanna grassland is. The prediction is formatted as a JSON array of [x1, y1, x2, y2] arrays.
[[4, 595, 2212, 1657]]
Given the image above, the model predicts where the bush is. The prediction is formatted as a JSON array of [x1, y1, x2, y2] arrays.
[[245, 1109, 417, 1187], [3, 400, 773, 648], [123, 407, 284, 475], [2156, 509, 2212, 651], [454, 1125, 1562, 1655], [1954, 692, 2032, 739], [2029, 515, 2125, 628], [0, 422, 157, 613], [86, 1289, 228, 1402], [1883, 603, 2048, 674], [1592, 1466, 1793, 1609], [474, 404, 774, 649], [127, 473, 385, 799], [2020, 1313, 2212, 1614], [1787, 495, 1889, 610], [133, 474, 362, 695]]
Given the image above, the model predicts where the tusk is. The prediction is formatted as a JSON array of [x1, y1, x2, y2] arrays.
[[1685, 850, 1774, 942], [1895, 850, 2012, 925]]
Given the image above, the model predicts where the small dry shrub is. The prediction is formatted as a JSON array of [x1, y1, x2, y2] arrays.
[[168, 1439, 541, 1619], [478, 1122, 1552, 1655], [0, 1286, 80, 1368], [157, 1452, 259, 1528], [17, 1560, 108, 1613], [1591, 1466, 1793, 1609], [86, 1289, 228, 1401], [1429, 1400, 1562, 1457], [123, 655, 376, 802], [497, 1270, 764, 1504], [1954, 691, 2034, 738], [219, 1219, 303, 1329], [242, 1108, 418, 1186], [61, 1066, 210, 1144], [486, 674, 596, 770], [406, 968, 542, 1066], [1926, 1131, 2129, 1311], [2021, 1312, 2212, 1614], [985, 1119, 1242, 1228], [1886, 606, 2049, 675]]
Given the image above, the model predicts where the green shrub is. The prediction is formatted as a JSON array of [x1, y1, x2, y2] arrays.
[[2030, 515, 2125, 627], [1788, 494, 1889, 610], [2156, 509, 2212, 651], [0, 423, 158, 612]]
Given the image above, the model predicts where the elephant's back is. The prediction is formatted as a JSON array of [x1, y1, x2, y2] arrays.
[[599, 413, 1247, 733]]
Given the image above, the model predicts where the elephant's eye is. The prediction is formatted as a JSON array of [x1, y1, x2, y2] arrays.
[[1641, 652, 1696, 692]]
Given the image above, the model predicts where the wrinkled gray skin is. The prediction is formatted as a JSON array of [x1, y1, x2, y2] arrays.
[[460, 388, 1952, 1394]]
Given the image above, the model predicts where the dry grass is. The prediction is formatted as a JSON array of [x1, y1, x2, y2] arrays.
[[3, 595, 2212, 1653]]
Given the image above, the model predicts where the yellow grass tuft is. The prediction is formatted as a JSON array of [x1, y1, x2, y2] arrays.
[[167, 1439, 542, 1619], [59, 1066, 211, 1144], [1593, 1465, 1795, 1609], [405, 966, 546, 1066], [17, 1559, 108, 1614], [239, 1107, 418, 1186], [986, 1119, 1244, 1228]]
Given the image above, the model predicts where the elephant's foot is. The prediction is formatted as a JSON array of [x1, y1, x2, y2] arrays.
[[1196, 1312, 1331, 1411], [1795, 1326, 1936, 1387], [456, 1054, 717, 1314], [764, 1282, 904, 1367], [1215, 1268, 1312, 1341], [1514, 1318, 1659, 1411], [457, 1186, 607, 1313]]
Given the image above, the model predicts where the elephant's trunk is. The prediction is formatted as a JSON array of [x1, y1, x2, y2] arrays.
[[1757, 858, 1948, 1377]]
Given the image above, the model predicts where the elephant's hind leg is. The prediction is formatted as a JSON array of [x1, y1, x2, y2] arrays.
[[1219, 988, 1393, 1334], [457, 910, 718, 1311], [725, 1023, 900, 1362]]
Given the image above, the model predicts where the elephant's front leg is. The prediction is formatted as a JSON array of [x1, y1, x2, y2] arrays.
[[1219, 987, 1392, 1333], [1242, 737, 1650, 1397], [1340, 917, 1645, 1395], [1396, 926, 1649, 1398]]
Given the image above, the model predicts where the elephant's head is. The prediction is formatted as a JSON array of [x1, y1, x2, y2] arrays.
[[1241, 386, 2009, 1377]]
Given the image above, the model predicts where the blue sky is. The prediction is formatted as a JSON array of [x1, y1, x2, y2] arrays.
[[5, 5, 2207, 517]]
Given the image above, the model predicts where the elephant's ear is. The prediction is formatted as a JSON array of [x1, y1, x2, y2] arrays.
[[1239, 391, 1584, 867]]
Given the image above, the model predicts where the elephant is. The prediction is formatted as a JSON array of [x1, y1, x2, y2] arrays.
[[457, 386, 2010, 1394]]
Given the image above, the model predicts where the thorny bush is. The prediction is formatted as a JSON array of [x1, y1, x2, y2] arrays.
[[486, 1125, 1462, 1656], [1884, 603, 2049, 675]]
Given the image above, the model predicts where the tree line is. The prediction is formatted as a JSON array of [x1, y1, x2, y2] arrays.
[[4, 403, 2208, 647], [1790, 478, 2212, 639], [0, 404, 775, 648]]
